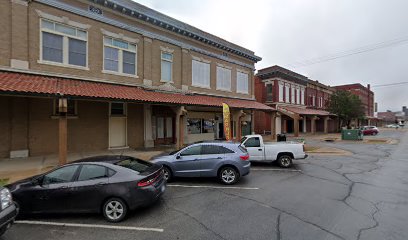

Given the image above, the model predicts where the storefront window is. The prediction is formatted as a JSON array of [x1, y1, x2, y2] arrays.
[[187, 118, 215, 134], [203, 120, 215, 133], [187, 119, 201, 134]]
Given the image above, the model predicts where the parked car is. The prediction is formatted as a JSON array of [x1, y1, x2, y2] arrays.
[[6, 155, 165, 222], [240, 135, 308, 168], [385, 124, 399, 128], [360, 126, 379, 135], [151, 142, 250, 185], [0, 186, 18, 237]]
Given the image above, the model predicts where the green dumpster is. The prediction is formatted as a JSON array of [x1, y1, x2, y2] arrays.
[[341, 129, 363, 140]]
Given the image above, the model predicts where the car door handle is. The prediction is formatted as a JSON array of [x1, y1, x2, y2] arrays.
[[258, 149, 263, 151], [60, 186, 69, 189], [97, 182, 107, 186], [217, 157, 222, 159]]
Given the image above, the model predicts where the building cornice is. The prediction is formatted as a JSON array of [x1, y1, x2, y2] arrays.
[[90, 0, 261, 62], [35, 0, 256, 70]]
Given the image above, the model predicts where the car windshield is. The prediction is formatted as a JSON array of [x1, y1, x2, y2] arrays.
[[240, 137, 247, 144], [115, 158, 152, 173]]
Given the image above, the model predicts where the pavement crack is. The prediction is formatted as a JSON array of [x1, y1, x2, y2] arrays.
[[217, 190, 345, 240], [276, 213, 281, 240], [164, 202, 228, 240], [356, 202, 380, 240]]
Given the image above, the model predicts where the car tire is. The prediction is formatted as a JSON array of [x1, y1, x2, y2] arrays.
[[163, 166, 173, 182], [277, 155, 293, 168], [0, 225, 7, 237], [102, 198, 128, 223], [219, 166, 239, 185]]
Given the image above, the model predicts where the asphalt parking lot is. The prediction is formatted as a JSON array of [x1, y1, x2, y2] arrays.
[[2, 129, 408, 240]]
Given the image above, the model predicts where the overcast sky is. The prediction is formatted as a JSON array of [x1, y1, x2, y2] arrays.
[[133, 0, 408, 112]]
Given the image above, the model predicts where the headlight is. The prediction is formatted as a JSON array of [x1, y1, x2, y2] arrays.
[[0, 188, 12, 210]]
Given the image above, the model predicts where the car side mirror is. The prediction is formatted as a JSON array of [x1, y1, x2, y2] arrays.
[[176, 155, 181, 159], [31, 176, 43, 186]]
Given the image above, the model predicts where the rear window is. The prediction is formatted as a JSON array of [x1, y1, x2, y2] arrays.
[[238, 145, 247, 153], [115, 158, 153, 173], [202, 145, 234, 154]]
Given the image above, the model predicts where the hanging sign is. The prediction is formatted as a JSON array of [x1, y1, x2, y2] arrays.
[[222, 103, 231, 140]]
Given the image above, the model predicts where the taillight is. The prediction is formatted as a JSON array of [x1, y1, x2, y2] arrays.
[[137, 170, 161, 187], [240, 155, 249, 161]]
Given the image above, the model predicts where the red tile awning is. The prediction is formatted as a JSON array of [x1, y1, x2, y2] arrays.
[[0, 71, 274, 111], [281, 106, 331, 116]]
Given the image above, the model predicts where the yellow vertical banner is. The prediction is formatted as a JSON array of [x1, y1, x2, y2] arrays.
[[222, 103, 231, 141]]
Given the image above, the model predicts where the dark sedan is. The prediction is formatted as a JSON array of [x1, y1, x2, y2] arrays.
[[0, 186, 18, 236], [6, 155, 166, 222]]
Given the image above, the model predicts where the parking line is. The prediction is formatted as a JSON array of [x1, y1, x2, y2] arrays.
[[15, 220, 164, 232], [167, 184, 259, 190], [251, 168, 302, 172]]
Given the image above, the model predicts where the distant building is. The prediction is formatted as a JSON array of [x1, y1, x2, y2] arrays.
[[254, 65, 338, 137], [377, 111, 396, 124]]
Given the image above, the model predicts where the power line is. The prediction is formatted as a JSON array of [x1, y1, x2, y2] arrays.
[[371, 81, 408, 88], [285, 36, 408, 68]]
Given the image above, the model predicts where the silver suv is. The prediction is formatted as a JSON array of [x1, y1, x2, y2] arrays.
[[151, 142, 250, 185]]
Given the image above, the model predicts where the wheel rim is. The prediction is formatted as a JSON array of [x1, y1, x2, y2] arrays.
[[105, 201, 124, 220], [163, 168, 170, 180], [221, 169, 236, 183], [281, 156, 291, 167]]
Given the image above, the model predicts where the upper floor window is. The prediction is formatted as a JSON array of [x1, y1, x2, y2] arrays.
[[41, 19, 87, 67], [216, 66, 231, 91], [161, 52, 173, 82], [285, 85, 290, 103], [266, 84, 273, 101], [291, 86, 296, 104], [237, 71, 249, 94], [296, 88, 300, 104], [278, 83, 284, 102], [312, 95, 316, 106], [192, 60, 210, 88], [103, 37, 137, 75], [301, 88, 305, 105]]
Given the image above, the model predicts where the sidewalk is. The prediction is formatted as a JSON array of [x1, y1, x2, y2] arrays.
[[0, 147, 174, 185]]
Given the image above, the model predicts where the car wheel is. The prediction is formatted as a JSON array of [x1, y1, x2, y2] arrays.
[[219, 166, 239, 185], [0, 225, 7, 237], [163, 166, 173, 182], [277, 155, 293, 168], [102, 198, 127, 223]]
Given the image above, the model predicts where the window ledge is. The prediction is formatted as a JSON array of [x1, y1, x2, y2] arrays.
[[108, 146, 129, 150], [50, 115, 79, 119], [191, 84, 211, 90], [160, 79, 174, 83], [237, 91, 249, 94], [216, 88, 232, 92], [102, 70, 139, 78], [38, 60, 89, 70]]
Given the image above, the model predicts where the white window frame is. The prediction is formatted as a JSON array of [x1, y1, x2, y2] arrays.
[[296, 87, 301, 105], [312, 95, 316, 106], [291, 86, 296, 104], [192, 59, 211, 89], [39, 18, 89, 70], [285, 84, 290, 103], [237, 71, 249, 94], [161, 51, 173, 83], [216, 66, 232, 91], [278, 82, 284, 102], [102, 36, 138, 77], [301, 88, 305, 105]]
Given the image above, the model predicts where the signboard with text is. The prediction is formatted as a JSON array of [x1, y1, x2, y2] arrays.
[[222, 103, 231, 141]]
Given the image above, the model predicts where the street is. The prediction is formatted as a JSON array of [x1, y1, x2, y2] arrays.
[[2, 130, 408, 240]]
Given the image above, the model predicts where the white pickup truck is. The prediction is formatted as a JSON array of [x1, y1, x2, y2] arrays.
[[240, 135, 308, 168]]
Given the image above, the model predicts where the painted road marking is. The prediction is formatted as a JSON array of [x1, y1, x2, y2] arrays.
[[15, 220, 164, 232], [251, 168, 302, 172], [167, 184, 259, 190]]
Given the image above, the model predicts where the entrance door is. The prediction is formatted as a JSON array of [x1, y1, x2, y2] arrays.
[[155, 117, 173, 145], [109, 103, 127, 148]]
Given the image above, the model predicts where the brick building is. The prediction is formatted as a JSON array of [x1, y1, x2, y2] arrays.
[[334, 83, 375, 125], [254, 65, 338, 137], [0, 0, 273, 159]]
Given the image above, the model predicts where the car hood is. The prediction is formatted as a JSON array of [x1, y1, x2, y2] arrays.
[[5, 175, 40, 192], [150, 154, 174, 162]]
